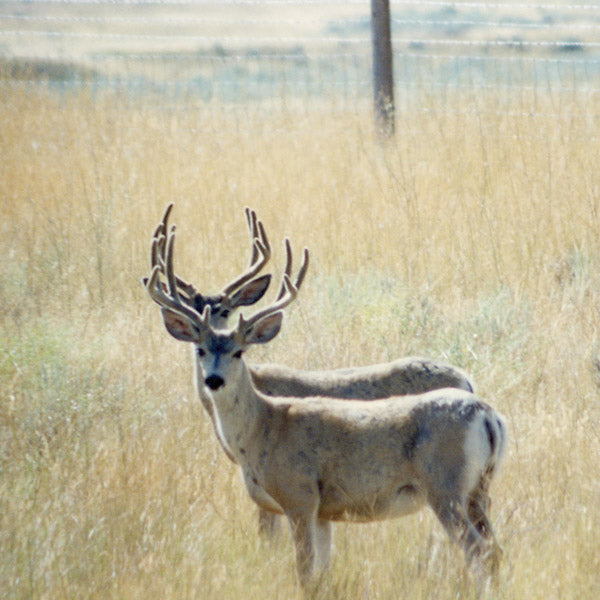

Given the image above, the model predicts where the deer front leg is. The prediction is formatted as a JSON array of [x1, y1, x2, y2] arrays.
[[286, 510, 319, 588], [258, 508, 282, 538], [315, 519, 332, 570]]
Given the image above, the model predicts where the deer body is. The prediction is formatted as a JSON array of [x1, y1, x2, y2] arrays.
[[193, 357, 474, 479], [195, 356, 474, 465], [206, 367, 499, 525], [190, 320, 505, 586], [145, 208, 506, 587], [249, 356, 473, 398]]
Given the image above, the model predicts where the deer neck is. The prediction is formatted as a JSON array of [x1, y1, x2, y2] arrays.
[[198, 360, 266, 462]]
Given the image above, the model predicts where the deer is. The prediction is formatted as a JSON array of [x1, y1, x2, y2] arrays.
[[147, 205, 475, 399], [144, 226, 507, 590], [145, 205, 475, 536]]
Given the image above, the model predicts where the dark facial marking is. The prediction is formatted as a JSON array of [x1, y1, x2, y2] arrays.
[[193, 293, 225, 317], [207, 333, 238, 356]]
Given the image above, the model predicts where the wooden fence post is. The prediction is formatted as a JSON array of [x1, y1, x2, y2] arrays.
[[371, 0, 395, 138]]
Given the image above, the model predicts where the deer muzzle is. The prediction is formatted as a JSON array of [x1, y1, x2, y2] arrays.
[[205, 375, 225, 390]]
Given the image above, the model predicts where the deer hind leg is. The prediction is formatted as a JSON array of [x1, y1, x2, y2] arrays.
[[467, 480, 503, 575], [428, 492, 491, 572]]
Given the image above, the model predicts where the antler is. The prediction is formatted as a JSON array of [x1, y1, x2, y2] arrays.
[[145, 205, 307, 336], [145, 227, 207, 329], [239, 239, 309, 331], [147, 227, 306, 338], [220, 207, 271, 296], [147, 203, 198, 302], [277, 238, 310, 300], [147, 204, 271, 307], [238, 273, 299, 333]]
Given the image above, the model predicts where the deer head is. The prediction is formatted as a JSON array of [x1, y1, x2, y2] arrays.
[[144, 216, 308, 392]]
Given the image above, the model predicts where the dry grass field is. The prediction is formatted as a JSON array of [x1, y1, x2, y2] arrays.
[[1, 83, 599, 599]]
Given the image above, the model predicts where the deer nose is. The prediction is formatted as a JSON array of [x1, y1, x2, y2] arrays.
[[205, 375, 225, 390]]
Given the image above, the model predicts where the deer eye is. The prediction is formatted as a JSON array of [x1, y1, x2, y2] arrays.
[[220, 309, 230, 318], [233, 350, 243, 359], [197, 348, 206, 357]]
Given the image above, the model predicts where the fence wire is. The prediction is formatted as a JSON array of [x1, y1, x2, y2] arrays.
[[1, 0, 600, 119]]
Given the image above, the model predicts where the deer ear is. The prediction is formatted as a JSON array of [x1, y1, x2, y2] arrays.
[[228, 274, 271, 308], [160, 308, 202, 343], [244, 311, 283, 345]]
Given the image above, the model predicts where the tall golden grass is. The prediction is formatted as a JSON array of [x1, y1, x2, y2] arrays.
[[1, 85, 599, 599]]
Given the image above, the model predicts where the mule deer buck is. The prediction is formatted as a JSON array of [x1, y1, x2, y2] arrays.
[[144, 226, 507, 589], [146, 205, 474, 535]]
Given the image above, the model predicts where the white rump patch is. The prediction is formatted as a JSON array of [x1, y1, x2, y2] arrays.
[[462, 412, 493, 495]]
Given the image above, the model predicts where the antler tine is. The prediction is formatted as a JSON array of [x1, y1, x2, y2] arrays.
[[150, 204, 199, 302], [145, 228, 206, 328], [245, 207, 260, 265], [143, 233, 165, 289], [295, 247, 310, 290], [146, 264, 204, 327], [150, 203, 173, 267], [239, 274, 298, 332], [255, 219, 271, 262], [244, 208, 273, 267], [160, 202, 174, 234], [164, 226, 180, 301], [276, 238, 310, 300], [150, 232, 164, 270], [164, 226, 201, 311], [151, 203, 173, 242], [220, 209, 272, 296]]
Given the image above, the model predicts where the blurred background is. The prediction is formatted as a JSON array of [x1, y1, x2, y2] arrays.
[[1, 2, 599, 599]]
